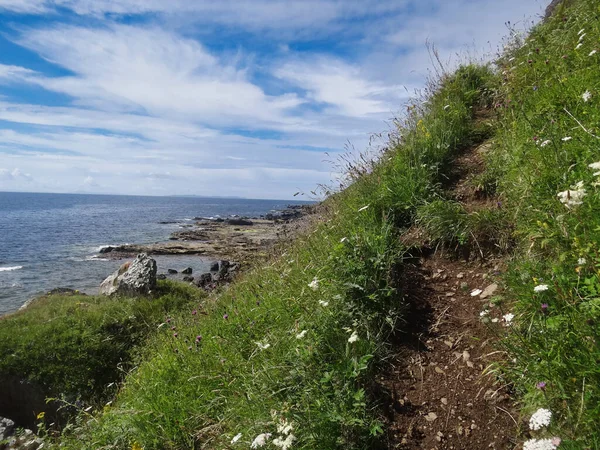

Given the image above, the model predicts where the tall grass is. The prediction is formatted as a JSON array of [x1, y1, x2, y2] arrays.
[[49, 66, 494, 449], [482, 1, 600, 447]]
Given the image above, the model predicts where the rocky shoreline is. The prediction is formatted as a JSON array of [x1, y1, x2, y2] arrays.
[[98, 204, 312, 263]]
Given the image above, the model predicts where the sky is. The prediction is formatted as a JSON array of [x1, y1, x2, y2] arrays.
[[0, 0, 544, 199]]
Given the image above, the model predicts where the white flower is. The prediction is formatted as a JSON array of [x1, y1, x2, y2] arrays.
[[470, 289, 483, 297], [576, 42, 583, 50], [578, 28, 585, 35], [308, 277, 319, 291], [480, 309, 489, 317], [273, 434, 296, 450], [578, 258, 587, 265], [251, 433, 272, 448], [491, 318, 499, 323], [231, 433, 242, 444], [540, 140, 551, 147], [529, 408, 552, 430], [277, 419, 293, 435], [357, 204, 370, 212], [534, 284, 549, 292], [557, 182, 586, 208], [582, 90, 592, 102], [578, 33, 586, 41], [256, 341, 271, 350], [588, 161, 600, 171], [523, 438, 560, 450], [589, 50, 597, 56], [503, 313, 515, 325], [561, 136, 572, 141], [296, 330, 307, 339], [348, 330, 359, 343], [318, 300, 329, 307]]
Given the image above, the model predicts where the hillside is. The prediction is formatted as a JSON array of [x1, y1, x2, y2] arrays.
[[1, 1, 599, 449]]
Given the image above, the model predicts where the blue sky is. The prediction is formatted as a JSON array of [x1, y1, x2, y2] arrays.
[[0, 0, 543, 199]]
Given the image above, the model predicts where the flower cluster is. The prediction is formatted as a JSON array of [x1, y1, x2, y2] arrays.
[[529, 407, 552, 430], [557, 181, 586, 208], [250, 433, 272, 448], [308, 277, 319, 291], [523, 437, 561, 450], [534, 284, 549, 293]]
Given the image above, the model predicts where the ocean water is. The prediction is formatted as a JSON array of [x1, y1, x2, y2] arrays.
[[0, 192, 311, 315]]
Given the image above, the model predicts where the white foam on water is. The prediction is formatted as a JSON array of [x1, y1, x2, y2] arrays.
[[0, 266, 23, 272]]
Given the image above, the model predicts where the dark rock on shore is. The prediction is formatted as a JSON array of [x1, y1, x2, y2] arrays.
[[226, 218, 253, 226], [182, 276, 194, 282], [167, 269, 178, 274], [157, 274, 167, 280], [196, 273, 213, 288], [181, 267, 193, 274], [209, 261, 219, 272], [99, 253, 157, 296]]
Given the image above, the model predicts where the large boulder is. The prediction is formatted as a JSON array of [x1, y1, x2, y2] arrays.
[[100, 253, 157, 296], [0, 416, 15, 443]]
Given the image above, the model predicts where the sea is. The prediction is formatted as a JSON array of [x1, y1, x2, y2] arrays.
[[0, 192, 312, 315]]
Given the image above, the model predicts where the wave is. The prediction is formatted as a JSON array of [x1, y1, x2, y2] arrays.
[[0, 266, 23, 272], [86, 255, 109, 262]]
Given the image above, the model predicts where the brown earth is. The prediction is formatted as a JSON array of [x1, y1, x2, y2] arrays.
[[378, 136, 523, 449]]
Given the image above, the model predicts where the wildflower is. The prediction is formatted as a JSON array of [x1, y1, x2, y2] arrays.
[[223, 314, 229, 320], [491, 318, 499, 323], [296, 330, 307, 339], [231, 433, 242, 444], [589, 50, 597, 56], [308, 277, 319, 291], [557, 182, 586, 208], [578, 33, 586, 41], [534, 284, 549, 292], [36, 411, 45, 420], [588, 161, 600, 176], [561, 136, 572, 141], [540, 140, 551, 147], [173, 332, 178, 338], [357, 204, 370, 212], [578, 257, 586, 265], [195, 335, 202, 343], [523, 438, 560, 450], [250, 433, 272, 448], [470, 289, 482, 297], [541, 303, 549, 313], [188, 346, 192, 351], [273, 434, 296, 450], [575, 43, 583, 50], [319, 300, 329, 307], [277, 419, 294, 435], [529, 408, 552, 430], [191, 309, 197, 315], [348, 330, 359, 343], [578, 28, 585, 35], [480, 309, 489, 317], [582, 90, 592, 102], [537, 381, 547, 390], [256, 341, 270, 350], [503, 313, 515, 326]]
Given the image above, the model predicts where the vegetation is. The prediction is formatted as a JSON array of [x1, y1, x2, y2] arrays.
[[3, 1, 600, 448]]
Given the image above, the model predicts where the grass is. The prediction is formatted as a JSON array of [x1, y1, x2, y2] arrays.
[[0, 281, 203, 417], [478, 0, 600, 447]]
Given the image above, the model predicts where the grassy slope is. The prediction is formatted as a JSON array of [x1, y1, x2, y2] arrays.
[[50, 66, 494, 449], [485, 1, 600, 447], [0, 281, 203, 408]]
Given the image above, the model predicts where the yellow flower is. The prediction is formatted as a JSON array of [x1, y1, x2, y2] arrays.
[[36, 411, 45, 420], [131, 443, 143, 450]]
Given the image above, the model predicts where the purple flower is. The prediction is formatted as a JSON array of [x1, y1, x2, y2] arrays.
[[537, 381, 547, 390], [173, 332, 178, 338], [541, 303, 549, 313], [195, 335, 202, 342], [192, 310, 197, 315], [188, 346, 192, 351], [166, 318, 171, 323], [528, 59, 533, 64], [223, 314, 229, 320], [171, 326, 176, 331]]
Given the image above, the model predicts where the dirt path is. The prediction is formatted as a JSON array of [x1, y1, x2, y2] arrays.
[[379, 140, 520, 449]]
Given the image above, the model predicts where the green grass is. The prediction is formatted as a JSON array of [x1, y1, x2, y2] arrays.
[[0, 280, 203, 412], [39, 66, 494, 449], [479, 1, 600, 447]]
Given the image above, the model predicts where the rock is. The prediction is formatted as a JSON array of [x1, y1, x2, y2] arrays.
[[226, 218, 254, 226], [195, 273, 212, 288], [218, 260, 230, 276], [209, 262, 219, 272], [181, 267, 193, 275], [98, 246, 115, 254], [167, 269, 178, 274], [182, 276, 194, 282], [425, 412, 438, 422], [480, 283, 498, 299], [99, 253, 157, 296], [0, 416, 15, 442], [157, 274, 167, 280]]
